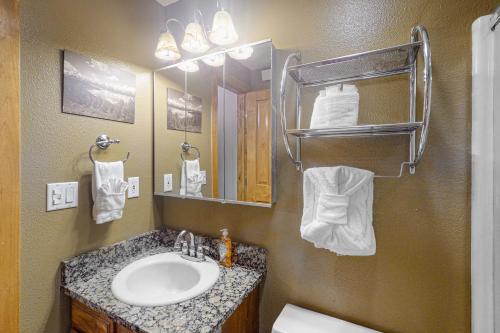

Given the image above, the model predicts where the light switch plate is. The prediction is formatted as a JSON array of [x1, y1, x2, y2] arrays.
[[127, 177, 140, 198], [47, 182, 78, 211], [164, 174, 173, 192]]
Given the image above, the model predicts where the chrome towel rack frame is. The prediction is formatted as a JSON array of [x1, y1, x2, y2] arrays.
[[89, 134, 130, 164], [279, 25, 432, 177]]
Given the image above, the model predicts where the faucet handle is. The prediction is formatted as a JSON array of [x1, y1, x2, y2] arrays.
[[181, 241, 189, 255], [196, 245, 206, 261]]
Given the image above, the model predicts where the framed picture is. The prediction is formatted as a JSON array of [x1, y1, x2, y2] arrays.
[[63, 50, 136, 123], [167, 88, 202, 133]]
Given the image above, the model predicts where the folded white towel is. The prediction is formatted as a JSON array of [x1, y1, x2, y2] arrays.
[[180, 158, 203, 197], [92, 161, 128, 224], [301, 166, 375, 256], [310, 84, 359, 129]]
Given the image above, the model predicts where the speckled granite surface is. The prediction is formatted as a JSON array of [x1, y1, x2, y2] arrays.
[[61, 229, 267, 333]]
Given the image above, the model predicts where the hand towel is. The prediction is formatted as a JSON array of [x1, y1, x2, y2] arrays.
[[310, 84, 359, 129], [301, 166, 375, 256], [180, 158, 203, 197], [92, 161, 128, 224]]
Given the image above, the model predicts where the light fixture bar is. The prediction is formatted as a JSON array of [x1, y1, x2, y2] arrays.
[[154, 38, 272, 72]]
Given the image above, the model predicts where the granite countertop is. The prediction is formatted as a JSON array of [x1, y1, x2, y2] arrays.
[[61, 228, 267, 333]]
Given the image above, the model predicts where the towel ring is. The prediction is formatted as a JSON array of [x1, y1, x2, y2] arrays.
[[89, 134, 130, 164], [180, 141, 200, 161]]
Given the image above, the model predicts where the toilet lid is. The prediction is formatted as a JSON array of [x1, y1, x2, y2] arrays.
[[272, 304, 382, 333]]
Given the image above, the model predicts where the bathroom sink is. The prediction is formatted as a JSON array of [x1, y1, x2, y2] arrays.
[[111, 252, 220, 306]]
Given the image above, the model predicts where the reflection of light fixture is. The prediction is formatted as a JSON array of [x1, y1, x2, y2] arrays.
[[201, 53, 225, 67], [228, 46, 253, 60], [181, 21, 210, 54], [155, 20, 182, 61], [177, 60, 199, 72], [209, 9, 238, 46]]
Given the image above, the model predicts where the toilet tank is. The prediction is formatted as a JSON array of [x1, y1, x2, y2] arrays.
[[272, 304, 382, 333]]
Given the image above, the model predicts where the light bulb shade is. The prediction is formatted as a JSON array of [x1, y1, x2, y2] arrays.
[[177, 60, 200, 72], [181, 22, 210, 54], [228, 46, 253, 60], [209, 10, 238, 46], [155, 31, 181, 61], [201, 53, 225, 67]]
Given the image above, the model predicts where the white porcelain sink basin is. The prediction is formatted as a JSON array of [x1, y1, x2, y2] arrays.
[[111, 252, 220, 306]]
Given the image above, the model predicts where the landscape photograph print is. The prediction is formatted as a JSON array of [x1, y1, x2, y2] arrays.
[[167, 88, 202, 133], [63, 50, 136, 123]]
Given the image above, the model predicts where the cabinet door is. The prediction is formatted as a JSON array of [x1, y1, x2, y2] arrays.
[[71, 299, 114, 333], [116, 324, 134, 333], [222, 287, 259, 333]]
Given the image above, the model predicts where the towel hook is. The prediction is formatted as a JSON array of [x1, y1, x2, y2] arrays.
[[89, 134, 130, 164], [180, 141, 200, 161]]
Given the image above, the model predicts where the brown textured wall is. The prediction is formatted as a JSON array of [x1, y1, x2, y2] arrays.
[[162, 1, 497, 332], [20, 1, 164, 332]]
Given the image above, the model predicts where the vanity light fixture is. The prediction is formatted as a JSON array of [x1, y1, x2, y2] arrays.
[[209, 8, 238, 46], [177, 60, 200, 72], [155, 19, 183, 61], [181, 11, 210, 54], [201, 52, 225, 67], [228, 46, 253, 60]]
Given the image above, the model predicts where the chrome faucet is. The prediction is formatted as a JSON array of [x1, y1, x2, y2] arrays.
[[174, 230, 207, 262]]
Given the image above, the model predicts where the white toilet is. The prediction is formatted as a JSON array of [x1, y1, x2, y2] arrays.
[[272, 304, 382, 333]]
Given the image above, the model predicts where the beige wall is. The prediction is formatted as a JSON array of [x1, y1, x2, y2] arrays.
[[20, 0, 163, 332], [162, 1, 497, 333]]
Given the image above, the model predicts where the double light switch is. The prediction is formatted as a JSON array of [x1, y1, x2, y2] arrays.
[[47, 182, 78, 211]]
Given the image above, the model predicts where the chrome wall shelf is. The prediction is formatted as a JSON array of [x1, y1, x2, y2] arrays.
[[279, 25, 432, 176]]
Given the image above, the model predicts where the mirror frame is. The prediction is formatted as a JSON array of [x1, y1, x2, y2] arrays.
[[152, 39, 277, 208]]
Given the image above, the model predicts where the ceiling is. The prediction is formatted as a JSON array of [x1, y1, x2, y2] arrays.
[[155, 0, 178, 6]]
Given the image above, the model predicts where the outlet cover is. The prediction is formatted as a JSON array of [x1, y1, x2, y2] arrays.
[[164, 174, 173, 192], [200, 170, 207, 185], [127, 177, 140, 198]]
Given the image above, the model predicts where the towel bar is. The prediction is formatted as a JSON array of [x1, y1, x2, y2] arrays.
[[180, 141, 200, 161], [279, 25, 432, 176], [89, 134, 130, 164]]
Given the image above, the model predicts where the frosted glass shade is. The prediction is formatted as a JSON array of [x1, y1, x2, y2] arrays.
[[177, 60, 200, 72], [201, 53, 225, 67], [181, 22, 210, 54], [228, 46, 253, 60], [209, 10, 238, 46], [155, 31, 181, 61]]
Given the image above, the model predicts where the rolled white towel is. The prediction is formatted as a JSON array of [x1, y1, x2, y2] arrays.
[[310, 84, 359, 129]]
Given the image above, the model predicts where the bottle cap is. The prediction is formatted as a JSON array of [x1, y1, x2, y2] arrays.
[[220, 228, 229, 237]]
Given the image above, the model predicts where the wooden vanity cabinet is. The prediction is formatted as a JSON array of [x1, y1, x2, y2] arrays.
[[70, 287, 259, 333]]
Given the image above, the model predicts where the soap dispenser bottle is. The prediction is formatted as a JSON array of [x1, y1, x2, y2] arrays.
[[219, 228, 233, 267]]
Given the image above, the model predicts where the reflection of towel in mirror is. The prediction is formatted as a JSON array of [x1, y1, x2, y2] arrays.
[[92, 161, 128, 224], [300, 166, 375, 256], [180, 158, 203, 197]]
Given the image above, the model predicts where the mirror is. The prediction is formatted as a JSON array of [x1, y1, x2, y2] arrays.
[[153, 40, 276, 207]]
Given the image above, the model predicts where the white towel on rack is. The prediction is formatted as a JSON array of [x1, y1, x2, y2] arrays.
[[92, 161, 128, 224], [301, 166, 376, 256], [180, 158, 203, 197], [310, 84, 359, 129]]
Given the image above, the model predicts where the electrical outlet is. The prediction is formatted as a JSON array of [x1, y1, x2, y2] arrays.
[[200, 170, 207, 185], [164, 174, 173, 192], [127, 177, 140, 198]]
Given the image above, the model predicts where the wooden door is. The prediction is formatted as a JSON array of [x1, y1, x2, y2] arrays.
[[238, 90, 272, 203], [0, 0, 20, 332]]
